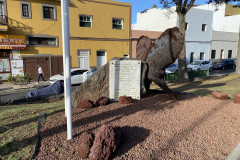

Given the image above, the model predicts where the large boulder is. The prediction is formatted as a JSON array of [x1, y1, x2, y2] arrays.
[[89, 125, 123, 160], [211, 91, 228, 100], [233, 93, 240, 104], [72, 58, 148, 108], [77, 132, 94, 158]]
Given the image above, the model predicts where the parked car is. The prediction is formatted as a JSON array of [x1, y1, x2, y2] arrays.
[[165, 64, 178, 73], [212, 59, 236, 70], [187, 60, 213, 72], [49, 68, 89, 85]]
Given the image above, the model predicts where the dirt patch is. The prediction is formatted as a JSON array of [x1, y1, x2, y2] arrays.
[[35, 92, 240, 160]]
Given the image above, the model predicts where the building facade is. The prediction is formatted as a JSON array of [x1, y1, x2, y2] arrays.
[[0, 0, 131, 81], [132, 6, 213, 64], [131, 30, 162, 58], [210, 31, 238, 60], [196, 3, 240, 60]]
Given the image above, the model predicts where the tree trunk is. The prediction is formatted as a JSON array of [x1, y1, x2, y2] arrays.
[[177, 12, 189, 82], [235, 28, 240, 74]]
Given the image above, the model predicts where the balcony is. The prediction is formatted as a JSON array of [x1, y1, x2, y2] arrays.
[[0, 15, 8, 31]]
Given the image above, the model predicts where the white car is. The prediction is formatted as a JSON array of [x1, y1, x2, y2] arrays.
[[49, 68, 90, 85], [165, 64, 178, 73], [187, 60, 213, 72]]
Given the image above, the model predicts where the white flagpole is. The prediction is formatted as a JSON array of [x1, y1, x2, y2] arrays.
[[61, 0, 72, 140]]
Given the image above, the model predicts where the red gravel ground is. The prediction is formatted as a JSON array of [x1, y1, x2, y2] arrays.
[[35, 92, 240, 160]]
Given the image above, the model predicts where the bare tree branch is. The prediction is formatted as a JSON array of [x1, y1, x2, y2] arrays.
[[186, 0, 196, 13]]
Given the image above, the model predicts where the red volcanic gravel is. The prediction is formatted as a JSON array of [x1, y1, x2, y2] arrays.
[[35, 93, 240, 160]]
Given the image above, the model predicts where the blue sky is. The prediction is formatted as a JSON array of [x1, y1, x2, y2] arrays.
[[113, 0, 224, 24]]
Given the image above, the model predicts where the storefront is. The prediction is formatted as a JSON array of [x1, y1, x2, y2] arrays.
[[0, 34, 26, 81]]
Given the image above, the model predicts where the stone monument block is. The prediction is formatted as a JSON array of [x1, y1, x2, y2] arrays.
[[109, 60, 141, 101]]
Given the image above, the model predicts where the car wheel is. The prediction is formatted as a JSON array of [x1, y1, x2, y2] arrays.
[[209, 67, 213, 72]]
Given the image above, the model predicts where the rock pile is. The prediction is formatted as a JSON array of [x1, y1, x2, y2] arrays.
[[77, 125, 124, 160], [211, 91, 228, 100], [119, 96, 133, 104], [77, 97, 109, 109], [233, 93, 240, 104]]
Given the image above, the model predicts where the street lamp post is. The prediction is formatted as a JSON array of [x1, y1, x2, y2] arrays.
[[61, 0, 72, 140]]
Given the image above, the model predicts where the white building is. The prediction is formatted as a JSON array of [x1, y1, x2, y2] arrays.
[[196, 3, 240, 60], [210, 31, 238, 60], [132, 7, 213, 64]]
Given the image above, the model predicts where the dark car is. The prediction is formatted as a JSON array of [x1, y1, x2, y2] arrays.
[[213, 59, 236, 70]]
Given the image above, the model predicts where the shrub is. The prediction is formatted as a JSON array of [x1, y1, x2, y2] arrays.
[[7, 73, 33, 84]]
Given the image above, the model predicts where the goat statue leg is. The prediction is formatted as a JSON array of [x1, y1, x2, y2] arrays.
[[150, 71, 179, 100]]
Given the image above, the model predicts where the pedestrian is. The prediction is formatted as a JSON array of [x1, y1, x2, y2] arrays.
[[36, 64, 46, 84]]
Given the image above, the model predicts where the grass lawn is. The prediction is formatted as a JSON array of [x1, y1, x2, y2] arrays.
[[0, 101, 64, 160], [159, 73, 240, 99]]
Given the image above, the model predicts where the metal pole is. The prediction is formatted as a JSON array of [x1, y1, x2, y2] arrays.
[[61, 0, 72, 140]]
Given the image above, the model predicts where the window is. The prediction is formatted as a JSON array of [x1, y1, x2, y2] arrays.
[[79, 15, 92, 27], [190, 52, 194, 63], [211, 50, 216, 59], [185, 23, 188, 30], [28, 36, 58, 47], [0, 1, 7, 25], [41, 4, 56, 20], [220, 49, 224, 59], [20, 2, 31, 18], [228, 50, 232, 59], [200, 52, 205, 60], [112, 18, 123, 30], [202, 24, 207, 31]]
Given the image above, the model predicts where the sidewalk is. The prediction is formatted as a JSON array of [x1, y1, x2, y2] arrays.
[[0, 81, 50, 91]]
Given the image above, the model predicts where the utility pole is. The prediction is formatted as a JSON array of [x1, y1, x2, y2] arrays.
[[61, 0, 72, 140]]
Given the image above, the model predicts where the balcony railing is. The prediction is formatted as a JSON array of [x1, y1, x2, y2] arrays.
[[0, 15, 8, 25]]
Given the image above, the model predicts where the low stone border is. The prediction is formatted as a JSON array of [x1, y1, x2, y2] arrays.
[[225, 141, 240, 160], [13, 84, 34, 90], [0, 94, 64, 105], [31, 113, 46, 160]]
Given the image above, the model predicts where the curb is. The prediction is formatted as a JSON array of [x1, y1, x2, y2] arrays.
[[31, 113, 46, 160], [225, 142, 240, 160]]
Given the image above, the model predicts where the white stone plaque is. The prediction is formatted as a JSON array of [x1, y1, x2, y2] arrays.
[[109, 60, 141, 101]]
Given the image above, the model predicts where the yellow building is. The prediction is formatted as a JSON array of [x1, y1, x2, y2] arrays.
[[0, 0, 131, 80]]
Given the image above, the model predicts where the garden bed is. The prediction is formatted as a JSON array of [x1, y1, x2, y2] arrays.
[[35, 92, 240, 159]]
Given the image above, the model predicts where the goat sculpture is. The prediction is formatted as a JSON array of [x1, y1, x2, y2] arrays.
[[136, 27, 184, 100]]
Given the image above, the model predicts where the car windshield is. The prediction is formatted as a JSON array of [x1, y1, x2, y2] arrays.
[[167, 64, 176, 68], [191, 61, 201, 65], [215, 60, 224, 63]]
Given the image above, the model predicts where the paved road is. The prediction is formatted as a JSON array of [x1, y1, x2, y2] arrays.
[[0, 84, 78, 103], [0, 68, 236, 103]]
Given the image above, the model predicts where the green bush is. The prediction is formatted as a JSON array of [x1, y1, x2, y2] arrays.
[[7, 73, 33, 84], [0, 76, 2, 80]]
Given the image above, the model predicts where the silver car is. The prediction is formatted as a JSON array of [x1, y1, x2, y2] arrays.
[[187, 60, 213, 72]]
